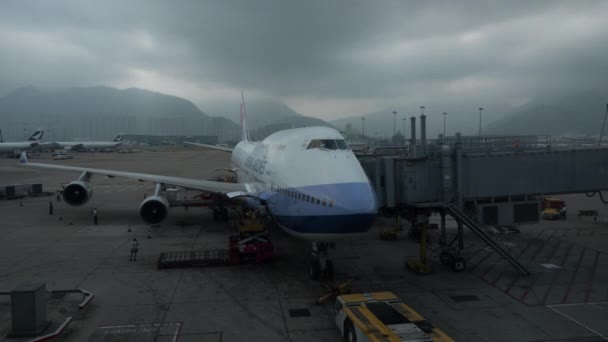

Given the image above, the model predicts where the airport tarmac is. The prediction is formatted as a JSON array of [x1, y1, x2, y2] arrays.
[[0, 150, 607, 341]]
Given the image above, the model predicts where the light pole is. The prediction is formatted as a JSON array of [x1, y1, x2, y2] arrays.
[[402, 117, 406, 145], [478, 107, 483, 136], [392, 111, 397, 140], [361, 117, 365, 140], [420, 106, 425, 116], [443, 112, 447, 140]]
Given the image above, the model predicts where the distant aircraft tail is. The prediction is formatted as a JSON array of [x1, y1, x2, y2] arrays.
[[27, 128, 44, 142], [19, 151, 28, 164], [240, 91, 249, 142], [114, 135, 123, 142]]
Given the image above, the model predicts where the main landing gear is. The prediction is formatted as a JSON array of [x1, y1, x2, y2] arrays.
[[309, 242, 334, 281]]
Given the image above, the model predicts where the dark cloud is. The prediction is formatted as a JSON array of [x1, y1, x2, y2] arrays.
[[0, 0, 606, 121]]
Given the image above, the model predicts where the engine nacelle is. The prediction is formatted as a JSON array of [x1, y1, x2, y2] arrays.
[[62, 181, 93, 206], [139, 195, 169, 224]]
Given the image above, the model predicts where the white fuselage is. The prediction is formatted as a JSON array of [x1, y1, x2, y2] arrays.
[[0, 141, 37, 152], [54, 141, 122, 150], [230, 126, 377, 240]]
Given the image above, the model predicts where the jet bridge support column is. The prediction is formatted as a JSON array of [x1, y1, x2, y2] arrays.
[[440, 210, 447, 246]]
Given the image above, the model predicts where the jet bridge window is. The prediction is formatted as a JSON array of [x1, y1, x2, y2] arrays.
[[306, 139, 349, 150]]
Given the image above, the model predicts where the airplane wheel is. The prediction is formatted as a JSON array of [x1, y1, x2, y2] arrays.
[[323, 260, 334, 281], [451, 258, 466, 272], [344, 319, 357, 342], [310, 260, 320, 281], [439, 252, 452, 266]]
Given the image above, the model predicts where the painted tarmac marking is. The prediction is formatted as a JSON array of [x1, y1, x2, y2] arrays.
[[465, 243, 487, 262], [561, 248, 587, 304], [531, 230, 557, 261], [584, 251, 601, 303], [546, 303, 608, 341], [468, 250, 494, 271], [541, 240, 562, 264], [492, 229, 550, 287], [97, 322, 182, 342], [539, 244, 573, 305]]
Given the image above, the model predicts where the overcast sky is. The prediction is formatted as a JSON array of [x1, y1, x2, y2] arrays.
[[1, 0, 607, 122]]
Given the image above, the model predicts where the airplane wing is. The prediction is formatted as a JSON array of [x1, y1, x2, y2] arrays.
[[184, 141, 233, 152], [21, 160, 255, 194]]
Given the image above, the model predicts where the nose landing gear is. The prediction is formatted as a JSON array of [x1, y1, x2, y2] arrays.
[[310, 242, 334, 281]]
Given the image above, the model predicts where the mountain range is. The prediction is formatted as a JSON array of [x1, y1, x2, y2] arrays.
[[485, 92, 608, 136], [0, 86, 333, 142], [2, 85, 604, 142], [200, 98, 334, 139], [331, 92, 608, 139]]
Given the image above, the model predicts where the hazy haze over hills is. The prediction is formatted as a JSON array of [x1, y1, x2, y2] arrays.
[[331, 90, 608, 138], [0, 85, 336, 142], [203, 98, 334, 139], [203, 98, 324, 130], [0, 86, 227, 141], [485, 91, 608, 136]]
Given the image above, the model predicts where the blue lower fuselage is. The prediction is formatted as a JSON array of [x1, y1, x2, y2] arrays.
[[265, 182, 377, 239]]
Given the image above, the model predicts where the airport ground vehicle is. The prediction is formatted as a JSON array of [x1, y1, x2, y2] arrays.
[[540, 197, 566, 220], [157, 208, 273, 269], [334, 292, 454, 341]]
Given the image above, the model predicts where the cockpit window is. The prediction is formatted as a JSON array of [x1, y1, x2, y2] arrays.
[[336, 140, 348, 150], [307, 139, 349, 150]]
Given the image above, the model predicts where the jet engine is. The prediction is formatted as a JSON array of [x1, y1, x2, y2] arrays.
[[62, 181, 93, 206], [139, 195, 169, 224]]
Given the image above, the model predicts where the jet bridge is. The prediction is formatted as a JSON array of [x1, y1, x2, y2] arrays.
[[359, 116, 608, 275], [362, 144, 608, 225]]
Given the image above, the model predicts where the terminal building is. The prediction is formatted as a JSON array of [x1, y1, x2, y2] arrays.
[[121, 134, 218, 146]]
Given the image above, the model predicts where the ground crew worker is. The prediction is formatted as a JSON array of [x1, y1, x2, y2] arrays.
[[49, 201, 53, 215], [56, 191, 62, 203], [129, 238, 139, 261], [560, 206, 567, 220], [93, 208, 98, 225]]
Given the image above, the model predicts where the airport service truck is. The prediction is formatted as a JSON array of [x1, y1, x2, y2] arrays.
[[334, 292, 454, 342]]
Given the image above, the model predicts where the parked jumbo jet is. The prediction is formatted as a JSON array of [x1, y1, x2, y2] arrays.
[[20, 101, 377, 280], [0, 128, 44, 152], [45, 135, 123, 151]]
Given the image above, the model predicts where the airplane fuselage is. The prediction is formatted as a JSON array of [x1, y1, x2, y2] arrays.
[[0, 142, 37, 152], [230, 126, 377, 240], [53, 141, 122, 150]]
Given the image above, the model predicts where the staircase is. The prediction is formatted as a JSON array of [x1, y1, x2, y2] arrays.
[[445, 204, 530, 276]]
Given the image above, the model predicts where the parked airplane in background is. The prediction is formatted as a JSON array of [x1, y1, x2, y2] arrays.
[[0, 128, 44, 152], [45, 135, 123, 151], [20, 101, 377, 280]]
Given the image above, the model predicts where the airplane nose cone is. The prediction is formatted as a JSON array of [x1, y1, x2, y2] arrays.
[[346, 182, 377, 215], [339, 182, 377, 233]]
